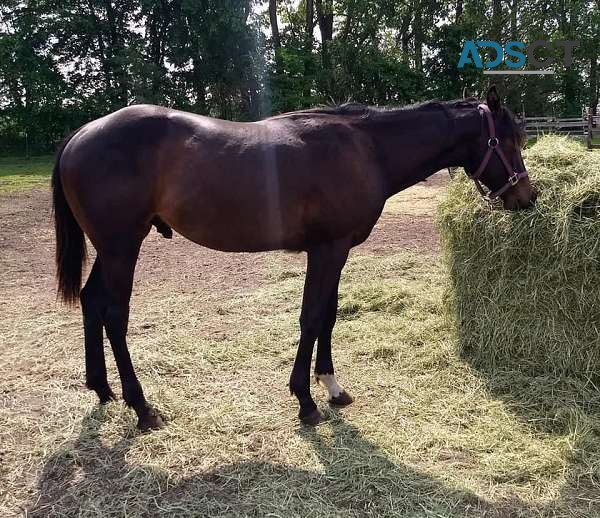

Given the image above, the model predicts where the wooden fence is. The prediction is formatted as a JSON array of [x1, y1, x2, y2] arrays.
[[517, 112, 600, 150], [588, 114, 600, 149]]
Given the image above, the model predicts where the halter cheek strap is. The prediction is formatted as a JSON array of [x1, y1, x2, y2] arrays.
[[467, 104, 528, 201]]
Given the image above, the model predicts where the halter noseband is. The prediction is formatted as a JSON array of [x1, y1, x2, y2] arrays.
[[467, 103, 528, 201]]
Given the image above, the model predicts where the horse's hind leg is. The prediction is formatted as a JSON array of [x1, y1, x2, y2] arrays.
[[80, 258, 116, 403], [99, 247, 164, 431], [315, 280, 354, 406]]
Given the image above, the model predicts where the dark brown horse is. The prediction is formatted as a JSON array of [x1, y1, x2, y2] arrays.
[[53, 86, 535, 430]]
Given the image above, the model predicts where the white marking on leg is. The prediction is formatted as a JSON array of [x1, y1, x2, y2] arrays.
[[316, 374, 344, 399]]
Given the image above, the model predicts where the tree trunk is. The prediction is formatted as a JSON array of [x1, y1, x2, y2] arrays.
[[102, 0, 128, 106], [510, 0, 518, 40], [147, 1, 170, 100], [315, 0, 333, 67], [591, 52, 598, 115], [304, 0, 314, 101], [269, 0, 282, 74], [305, 0, 314, 40], [456, 0, 463, 22], [315, 0, 333, 42], [492, 0, 502, 41], [315, 0, 333, 96], [269, 0, 280, 50], [413, 0, 423, 72], [398, 12, 412, 64]]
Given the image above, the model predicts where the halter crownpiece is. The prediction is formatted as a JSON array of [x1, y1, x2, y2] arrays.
[[467, 103, 528, 201]]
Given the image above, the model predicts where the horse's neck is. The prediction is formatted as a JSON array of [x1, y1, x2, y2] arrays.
[[366, 107, 481, 197]]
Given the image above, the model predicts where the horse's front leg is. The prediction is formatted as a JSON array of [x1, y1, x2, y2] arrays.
[[314, 281, 354, 406], [289, 237, 351, 425]]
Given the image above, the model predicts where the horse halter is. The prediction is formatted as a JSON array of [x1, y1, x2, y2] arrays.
[[467, 103, 528, 201]]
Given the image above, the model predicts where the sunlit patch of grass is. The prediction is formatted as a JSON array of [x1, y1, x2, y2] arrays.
[[0, 155, 53, 192]]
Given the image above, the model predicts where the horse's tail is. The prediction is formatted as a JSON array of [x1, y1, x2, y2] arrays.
[[52, 131, 87, 305]]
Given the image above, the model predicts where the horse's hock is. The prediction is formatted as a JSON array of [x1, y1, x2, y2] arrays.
[[437, 135, 600, 378]]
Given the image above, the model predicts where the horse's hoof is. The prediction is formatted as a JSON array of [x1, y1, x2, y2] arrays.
[[299, 408, 325, 426], [329, 391, 354, 407], [137, 409, 165, 431]]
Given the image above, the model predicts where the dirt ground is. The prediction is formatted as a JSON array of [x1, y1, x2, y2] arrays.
[[0, 172, 446, 305]]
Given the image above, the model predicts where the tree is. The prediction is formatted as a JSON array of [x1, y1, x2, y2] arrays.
[[1, 0, 599, 154]]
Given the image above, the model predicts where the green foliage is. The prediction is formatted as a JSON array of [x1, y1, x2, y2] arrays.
[[0, 0, 598, 154]]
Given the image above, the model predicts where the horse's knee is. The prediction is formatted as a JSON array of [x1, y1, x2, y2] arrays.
[[299, 314, 323, 341], [80, 282, 97, 313]]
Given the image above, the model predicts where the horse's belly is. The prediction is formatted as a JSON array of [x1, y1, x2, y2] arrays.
[[159, 192, 376, 253], [159, 198, 307, 252]]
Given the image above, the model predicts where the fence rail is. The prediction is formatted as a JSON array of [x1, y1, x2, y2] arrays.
[[517, 114, 600, 148]]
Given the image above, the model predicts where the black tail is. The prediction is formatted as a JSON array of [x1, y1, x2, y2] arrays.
[[52, 132, 87, 305]]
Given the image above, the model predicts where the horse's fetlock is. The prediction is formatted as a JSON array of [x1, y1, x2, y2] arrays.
[[86, 375, 107, 391], [122, 381, 145, 408]]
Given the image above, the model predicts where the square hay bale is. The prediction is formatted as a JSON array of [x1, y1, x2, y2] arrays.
[[437, 136, 600, 379]]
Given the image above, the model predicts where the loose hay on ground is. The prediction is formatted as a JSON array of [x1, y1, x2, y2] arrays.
[[4, 169, 600, 516], [438, 136, 600, 379]]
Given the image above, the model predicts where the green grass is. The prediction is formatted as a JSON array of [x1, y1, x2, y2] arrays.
[[0, 155, 53, 193]]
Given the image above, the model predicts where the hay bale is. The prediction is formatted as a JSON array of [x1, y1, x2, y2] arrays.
[[437, 136, 600, 379]]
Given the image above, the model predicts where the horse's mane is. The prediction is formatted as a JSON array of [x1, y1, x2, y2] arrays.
[[273, 98, 525, 144], [294, 98, 480, 119], [301, 98, 524, 142]]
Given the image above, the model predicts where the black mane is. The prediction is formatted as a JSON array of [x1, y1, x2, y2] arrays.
[[296, 99, 480, 119], [276, 98, 525, 145]]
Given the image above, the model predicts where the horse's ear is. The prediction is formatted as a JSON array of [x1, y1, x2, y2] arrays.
[[486, 85, 501, 112]]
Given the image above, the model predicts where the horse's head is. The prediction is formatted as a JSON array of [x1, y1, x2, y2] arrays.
[[465, 86, 537, 211]]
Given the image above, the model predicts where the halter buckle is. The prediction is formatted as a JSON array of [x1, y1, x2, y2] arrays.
[[487, 137, 499, 148], [508, 172, 520, 186]]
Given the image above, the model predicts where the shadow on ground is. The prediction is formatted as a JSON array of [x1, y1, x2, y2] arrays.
[[26, 406, 559, 517]]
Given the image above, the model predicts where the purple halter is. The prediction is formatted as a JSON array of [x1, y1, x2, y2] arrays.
[[467, 103, 528, 201]]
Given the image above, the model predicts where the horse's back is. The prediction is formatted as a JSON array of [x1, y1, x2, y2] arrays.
[[58, 104, 386, 253]]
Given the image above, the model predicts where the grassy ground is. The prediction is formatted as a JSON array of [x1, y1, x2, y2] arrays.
[[1, 163, 599, 516], [3, 249, 599, 516], [0, 155, 53, 193]]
